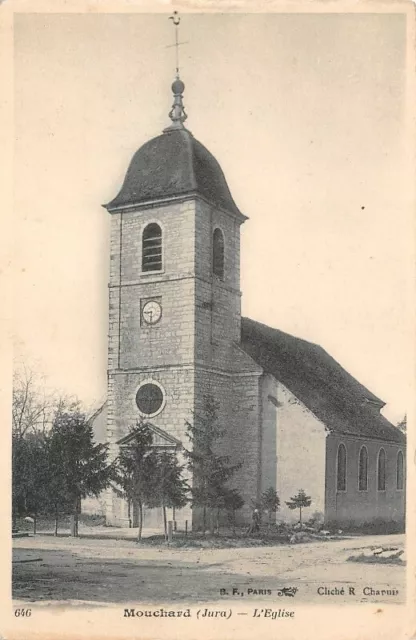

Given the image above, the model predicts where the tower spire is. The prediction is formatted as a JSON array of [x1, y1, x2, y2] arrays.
[[165, 11, 187, 130]]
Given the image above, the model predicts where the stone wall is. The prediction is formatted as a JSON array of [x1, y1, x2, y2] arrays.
[[108, 200, 197, 373], [106, 367, 194, 527], [106, 198, 200, 527], [194, 199, 243, 367], [192, 365, 262, 527], [106, 195, 252, 529], [231, 372, 263, 522]]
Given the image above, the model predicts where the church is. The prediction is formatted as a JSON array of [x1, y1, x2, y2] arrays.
[[93, 72, 405, 530]]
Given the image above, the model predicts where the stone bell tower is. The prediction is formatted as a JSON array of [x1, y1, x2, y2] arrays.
[[103, 75, 261, 528]]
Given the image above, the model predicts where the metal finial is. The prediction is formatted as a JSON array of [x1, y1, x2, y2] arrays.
[[168, 11, 181, 77], [166, 77, 187, 129], [165, 12, 188, 130]]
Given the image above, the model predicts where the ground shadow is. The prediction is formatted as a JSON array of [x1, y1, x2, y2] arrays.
[[12, 547, 303, 605]]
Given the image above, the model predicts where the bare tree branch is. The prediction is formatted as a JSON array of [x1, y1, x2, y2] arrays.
[[12, 364, 81, 439]]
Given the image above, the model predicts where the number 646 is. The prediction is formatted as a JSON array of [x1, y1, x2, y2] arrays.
[[14, 608, 32, 617]]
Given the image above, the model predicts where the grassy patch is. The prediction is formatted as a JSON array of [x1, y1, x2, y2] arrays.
[[15, 514, 106, 531], [137, 533, 290, 548], [347, 553, 404, 565]]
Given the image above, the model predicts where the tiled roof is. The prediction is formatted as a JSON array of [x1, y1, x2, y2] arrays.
[[241, 317, 405, 444], [105, 128, 245, 219]]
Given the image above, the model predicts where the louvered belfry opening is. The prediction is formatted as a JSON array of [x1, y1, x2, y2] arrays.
[[142, 223, 162, 272]]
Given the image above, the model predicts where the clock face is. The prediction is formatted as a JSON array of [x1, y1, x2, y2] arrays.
[[142, 300, 162, 325]]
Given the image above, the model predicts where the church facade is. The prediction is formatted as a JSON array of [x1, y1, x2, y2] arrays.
[[99, 76, 405, 529]]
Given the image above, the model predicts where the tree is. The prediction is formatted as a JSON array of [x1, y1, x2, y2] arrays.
[[149, 450, 189, 540], [261, 487, 280, 529], [12, 434, 30, 524], [397, 415, 407, 434], [44, 431, 74, 536], [285, 489, 312, 526], [12, 364, 77, 439], [12, 366, 51, 439], [12, 429, 73, 533], [114, 422, 158, 542], [223, 489, 245, 535], [48, 410, 114, 536], [12, 364, 108, 535], [12, 432, 49, 530], [184, 395, 243, 535]]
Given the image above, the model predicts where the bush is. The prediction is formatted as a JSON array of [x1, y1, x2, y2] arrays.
[[305, 511, 325, 529], [79, 514, 106, 527]]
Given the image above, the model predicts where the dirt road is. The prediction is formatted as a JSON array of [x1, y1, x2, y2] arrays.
[[12, 533, 405, 606]]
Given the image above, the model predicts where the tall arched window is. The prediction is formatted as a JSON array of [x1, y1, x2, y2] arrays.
[[377, 448, 386, 491], [336, 443, 347, 491], [212, 228, 224, 280], [396, 451, 404, 490], [142, 223, 162, 272], [358, 446, 368, 491]]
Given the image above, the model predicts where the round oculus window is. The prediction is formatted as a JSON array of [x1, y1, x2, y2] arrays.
[[135, 382, 164, 416]]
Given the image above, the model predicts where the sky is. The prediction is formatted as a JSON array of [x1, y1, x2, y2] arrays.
[[13, 12, 412, 422]]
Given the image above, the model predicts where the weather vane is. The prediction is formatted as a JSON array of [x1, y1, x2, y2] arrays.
[[167, 11, 187, 78]]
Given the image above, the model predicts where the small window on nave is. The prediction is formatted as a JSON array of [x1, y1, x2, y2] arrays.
[[142, 223, 162, 272], [396, 450, 404, 490], [212, 228, 224, 280], [336, 443, 347, 492], [377, 448, 386, 491], [267, 395, 279, 408], [358, 446, 368, 491]]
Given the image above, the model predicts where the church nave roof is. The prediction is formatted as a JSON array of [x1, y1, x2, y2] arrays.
[[241, 317, 405, 445]]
